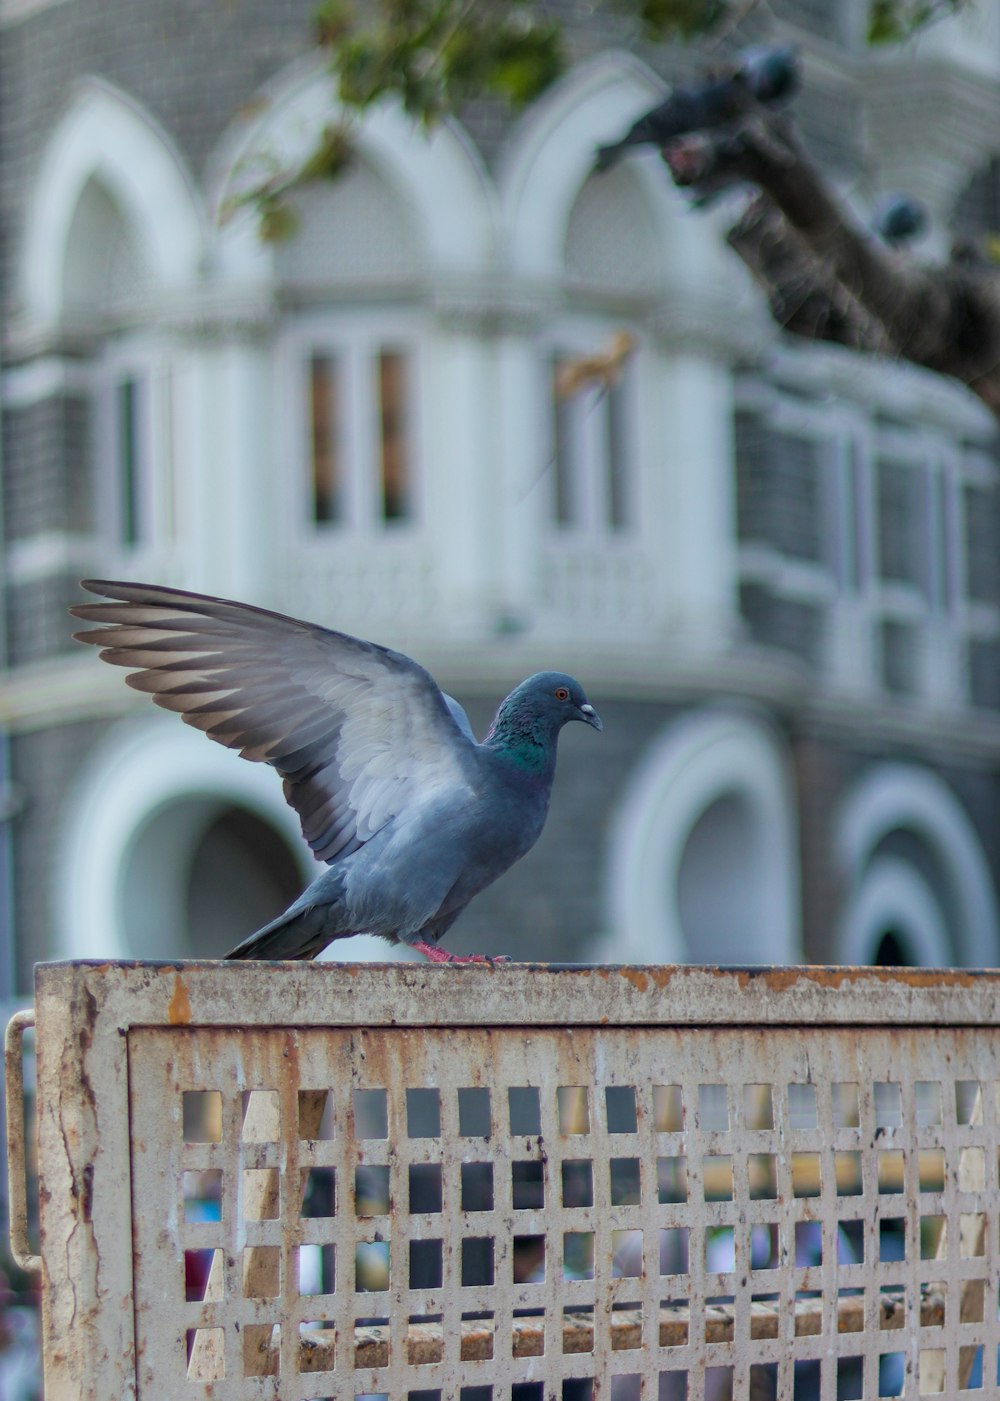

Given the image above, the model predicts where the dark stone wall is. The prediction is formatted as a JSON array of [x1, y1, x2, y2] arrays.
[[2, 394, 92, 542], [9, 717, 113, 994]]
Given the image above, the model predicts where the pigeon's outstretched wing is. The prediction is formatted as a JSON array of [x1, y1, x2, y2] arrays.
[[70, 580, 476, 864]]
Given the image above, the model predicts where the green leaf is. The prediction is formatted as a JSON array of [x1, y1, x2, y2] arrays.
[[258, 198, 299, 243], [486, 25, 565, 106], [633, 0, 728, 40]]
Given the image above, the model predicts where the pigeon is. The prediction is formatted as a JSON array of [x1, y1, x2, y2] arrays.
[[594, 45, 800, 173], [871, 193, 928, 247], [69, 580, 602, 963]]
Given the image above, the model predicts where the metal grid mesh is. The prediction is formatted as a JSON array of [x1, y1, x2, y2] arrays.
[[127, 1022, 1000, 1400]]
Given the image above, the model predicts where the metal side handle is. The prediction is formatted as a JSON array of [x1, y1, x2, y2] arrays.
[[5, 1008, 40, 1272]]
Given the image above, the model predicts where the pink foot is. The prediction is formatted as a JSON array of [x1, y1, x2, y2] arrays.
[[412, 940, 510, 966]]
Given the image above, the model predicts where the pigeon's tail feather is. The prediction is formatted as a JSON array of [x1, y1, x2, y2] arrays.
[[226, 903, 335, 961]]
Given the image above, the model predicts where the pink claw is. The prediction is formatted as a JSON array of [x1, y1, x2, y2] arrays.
[[412, 940, 510, 966]]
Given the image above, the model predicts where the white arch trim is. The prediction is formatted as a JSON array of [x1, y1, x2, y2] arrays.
[[607, 708, 801, 965], [837, 855, 952, 968], [834, 763, 999, 967], [209, 58, 496, 283], [21, 78, 204, 324], [499, 50, 705, 284], [58, 715, 317, 961]]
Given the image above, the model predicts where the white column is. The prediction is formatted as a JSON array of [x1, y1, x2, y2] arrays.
[[650, 352, 739, 649], [421, 322, 503, 639], [492, 329, 548, 633], [171, 334, 276, 601]]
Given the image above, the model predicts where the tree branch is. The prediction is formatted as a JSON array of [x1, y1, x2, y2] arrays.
[[663, 113, 1000, 415]]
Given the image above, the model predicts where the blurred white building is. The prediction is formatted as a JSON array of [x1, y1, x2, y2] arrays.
[[2, 1, 1000, 983]]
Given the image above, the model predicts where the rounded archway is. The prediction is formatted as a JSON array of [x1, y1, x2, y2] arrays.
[[834, 765, 999, 968], [119, 797, 304, 959], [58, 715, 317, 960], [608, 709, 801, 964]]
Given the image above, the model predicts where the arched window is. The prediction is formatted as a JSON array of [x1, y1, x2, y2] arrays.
[[18, 84, 199, 575]]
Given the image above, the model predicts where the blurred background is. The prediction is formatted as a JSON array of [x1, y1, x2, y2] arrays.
[[4, 0, 1000, 1390]]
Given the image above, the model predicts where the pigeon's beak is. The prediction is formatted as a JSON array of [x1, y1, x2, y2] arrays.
[[579, 703, 603, 731]]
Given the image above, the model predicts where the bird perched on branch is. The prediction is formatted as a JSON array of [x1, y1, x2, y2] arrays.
[[555, 330, 637, 400], [871, 193, 928, 247], [594, 45, 800, 173], [70, 581, 601, 964]]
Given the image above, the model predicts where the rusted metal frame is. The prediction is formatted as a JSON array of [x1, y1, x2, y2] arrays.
[[37, 959, 1000, 1033], [4, 1008, 38, 1272], [34, 965, 139, 1401], [29, 961, 1000, 1401]]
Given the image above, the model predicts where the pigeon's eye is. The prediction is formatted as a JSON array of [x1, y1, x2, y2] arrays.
[[554, 686, 570, 702]]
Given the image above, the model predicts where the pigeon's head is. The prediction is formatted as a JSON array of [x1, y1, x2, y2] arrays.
[[501, 672, 603, 735]]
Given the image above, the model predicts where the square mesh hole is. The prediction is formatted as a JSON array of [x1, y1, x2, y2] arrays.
[[605, 1085, 638, 1133], [563, 1231, 594, 1280], [557, 1087, 590, 1134], [297, 1242, 334, 1296], [406, 1088, 441, 1138], [462, 1236, 494, 1286], [185, 1248, 220, 1302], [653, 1084, 683, 1131], [749, 1153, 777, 1199], [353, 1089, 388, 1139], [241, 1090, 279, 1141], [183, 1090, 222, 1143], [298, 1089, 335, 1139], [832, 1082, 860, 1128], [355, 1165, 390, 1216], [698, 1084, 729, 1131], [461, 1162, 494, 1212], [610, 1157, 641, 1205], [512, 1159, 544, 1209], [508, 1087, 541, 1135], [301, 1165, 336, 1218], [409, 1239, 442, 1289], [513, 1235, 545, 1283], [658, 1155, 687, 1203], [788, 1083, 818, 1129], [183, 1168, 221, 1223], [409, 1162, 442, 1214], [458, 1088, 491, 1138], [915, 1081, 943, 1126], [744, 1084, 774, 1129], [355, 1240, 390, 1291], [874, 1082, 902, 1129], [562, 1158, 593, 1207]]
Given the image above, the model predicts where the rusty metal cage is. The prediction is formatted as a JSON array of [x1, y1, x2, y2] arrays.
[[6, 961, 1000, 1399]]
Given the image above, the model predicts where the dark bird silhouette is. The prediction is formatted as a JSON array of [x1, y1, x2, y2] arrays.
[[594, 45, 800, 173], [70, 580, 602, 964], [871, 193, 928, 247]]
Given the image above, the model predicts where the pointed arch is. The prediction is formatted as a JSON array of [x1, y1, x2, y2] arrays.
[[20, 79, 204, 326], [208, 58, 497, 285], [499, 50, 718, 287]]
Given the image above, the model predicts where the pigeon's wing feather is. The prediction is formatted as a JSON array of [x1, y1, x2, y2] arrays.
[[442, 693, 476, 743], [70, 580, 477, 863]]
